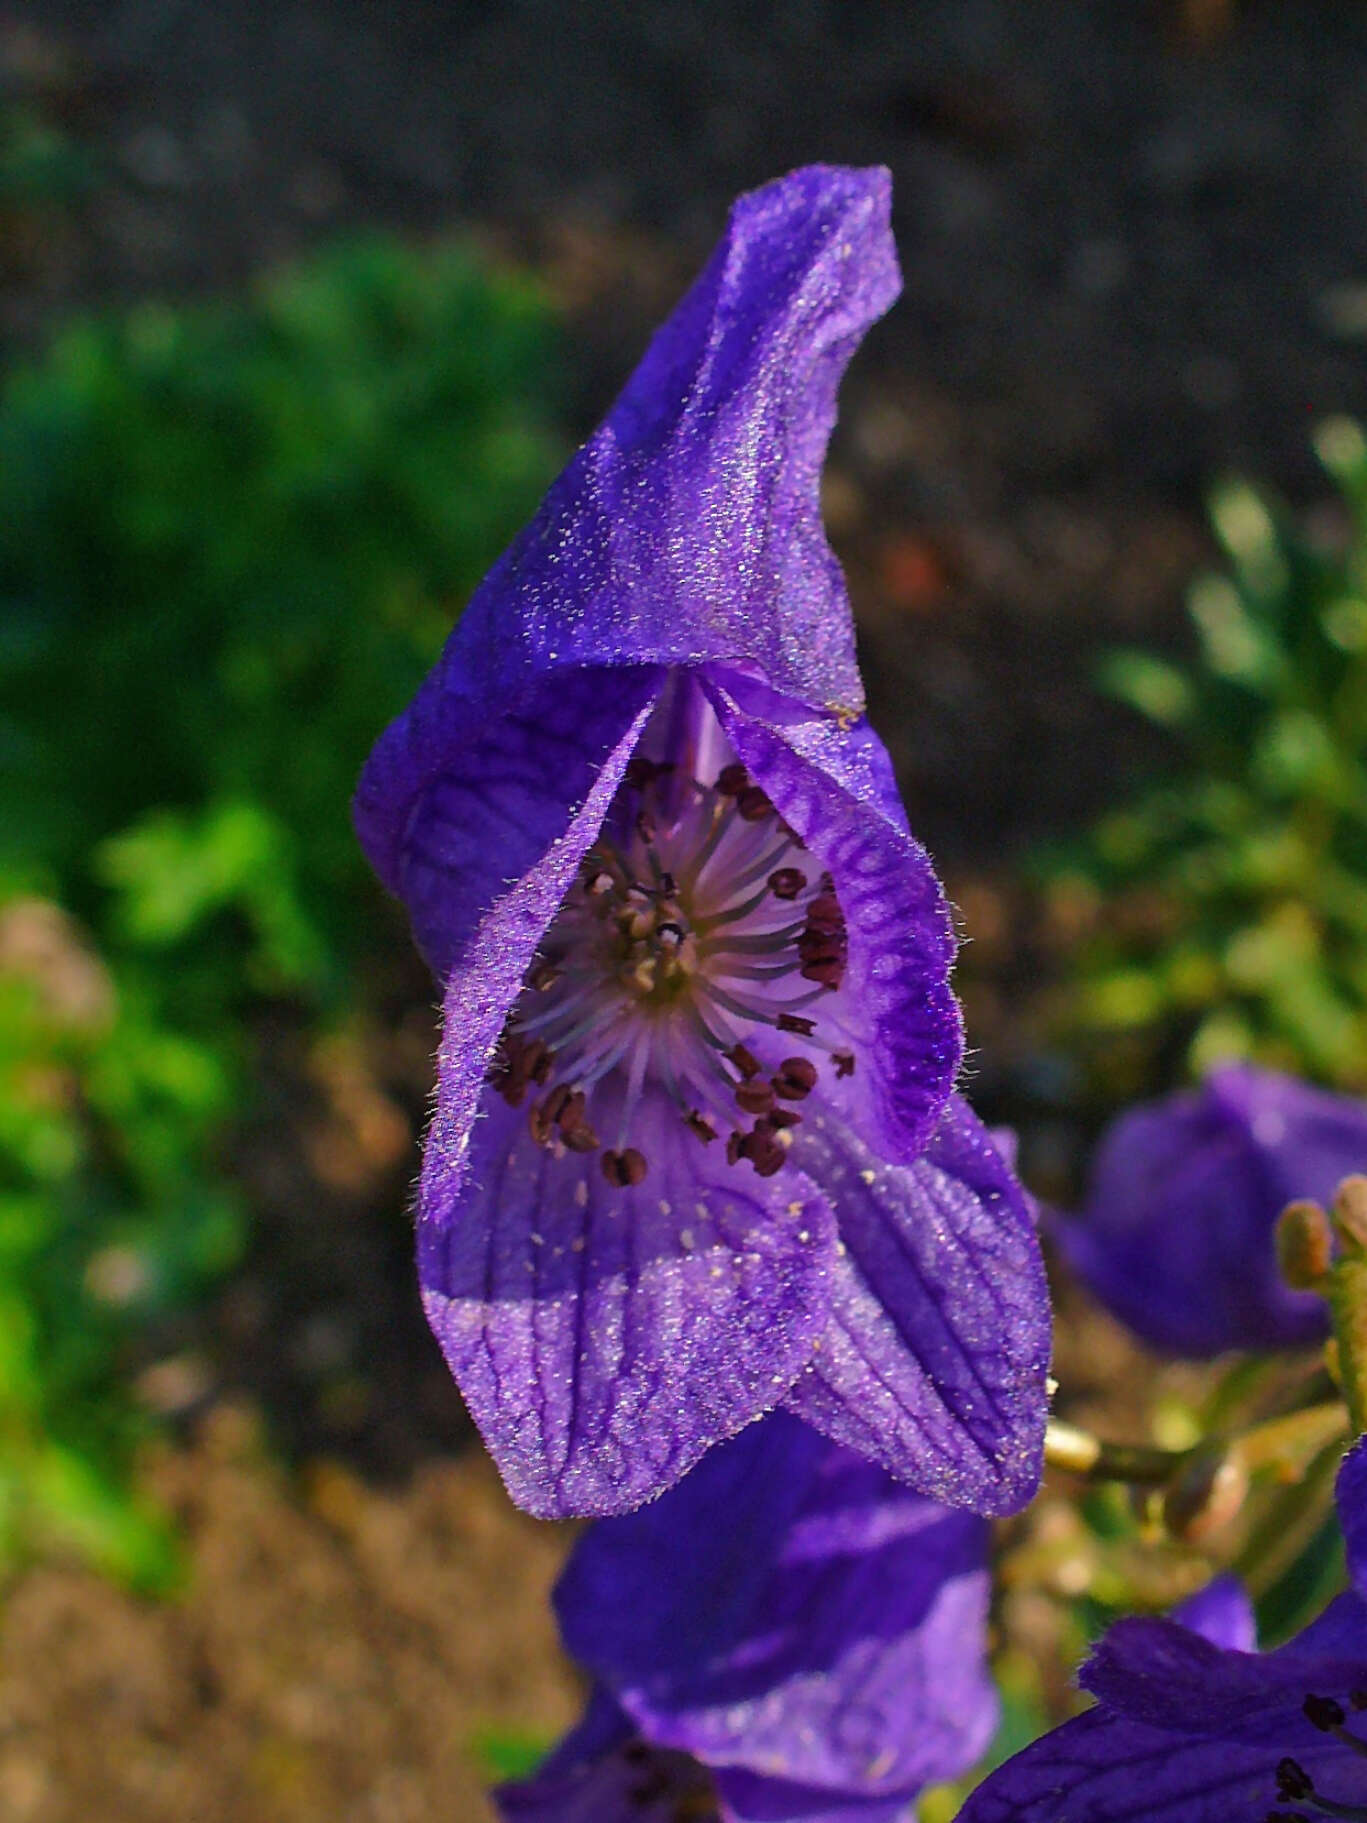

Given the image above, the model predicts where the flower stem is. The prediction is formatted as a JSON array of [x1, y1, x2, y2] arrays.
[[1044, 1400, 1348, 1488]]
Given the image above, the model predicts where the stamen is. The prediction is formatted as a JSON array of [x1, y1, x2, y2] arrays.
[[736, 1079, 777, 1117], [1278, 1763, 1315, 1804], [486, 732, 854, 1187], [1304, 1695, 1367, 1761], [705, 833, 796, 901], [774, 1057, 818, 1100], [698, 922, 808, 957], [1272, 1750, 1367, 1821], [768, 867, 806, 900], [602, 1148, 647, 1187]]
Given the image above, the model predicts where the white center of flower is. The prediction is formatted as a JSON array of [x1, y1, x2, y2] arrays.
[[488, 754, 852, 1187]]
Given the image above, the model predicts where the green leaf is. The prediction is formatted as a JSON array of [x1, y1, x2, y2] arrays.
[[1095, 649, 1195, 725]]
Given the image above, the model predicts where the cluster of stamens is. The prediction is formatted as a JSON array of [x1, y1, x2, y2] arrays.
[[488, 754, 852, 1189], [1265, 1692, 1367, 1822]]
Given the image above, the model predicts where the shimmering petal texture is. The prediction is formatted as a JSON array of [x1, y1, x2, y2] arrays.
[[782, 1099, 1050, 1515], [501, 1414, 995, 1823], [708, 684, 961, 1163], [1057, 1064, 1367, 1357], [353, 165, 1051, 1519], [958, 1438, 1367, 1823], [354, 163, 898, 905], [418, 1095, 838, 1518]]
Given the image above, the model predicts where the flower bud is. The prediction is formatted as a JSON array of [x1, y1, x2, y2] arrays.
[[1332, 1176, 1367, 1255], [1276, 1199, 1333, 1290]]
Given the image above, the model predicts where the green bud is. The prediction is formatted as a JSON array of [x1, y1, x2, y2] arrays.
[[1277, 1199, 1333, 1290], [1328, 1258, 1367, 1437], [1332, 1176, 1367, 1256]]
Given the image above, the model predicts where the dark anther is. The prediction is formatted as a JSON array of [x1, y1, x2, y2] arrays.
[[738, 1122, 786, 1177], [1305, 1695, 1347, 1732], [716, 762, 749, 796], [657, 922, 686, 950], [602, 1147, 648, 1188], [736, 785, 773, 822], [833, 1049, 856, 1078], [726, 1131, 744, 1166], [797, 909, 848, 989], [542, 1085, 573, 1125], [773, 1057, 818, 1100], [557, 1091, 599, 1153], [768, 866, 806, 900], [492, 1034, 551, 1107], [1276, 1759, 1315, 1803], [625, 755, 671, 790], [799, 951, 846, 990], [685, 1111, 718, 1145], [736, 1079, 777, 1117], [806, 891, 843, 932], [1264, 1813, 1311, 1823], [729, 1043, 762, 1080], [1352, 1690, 1367, 1711], [767, 1108, 801, 1130], [532, 1084, 599, 1150], [777, 1013, 816, 1036]]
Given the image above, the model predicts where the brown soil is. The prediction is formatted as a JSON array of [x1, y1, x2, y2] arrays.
[[0, 1406, 578, 1823]]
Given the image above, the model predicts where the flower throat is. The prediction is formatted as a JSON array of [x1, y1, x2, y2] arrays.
[[488, 750, 852, 1188]]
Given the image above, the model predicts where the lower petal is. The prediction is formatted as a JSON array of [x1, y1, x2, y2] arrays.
[[558, 1413, 996, 1800], [497, 1691, 713, 1823], [781, 1098, 1050, 1516], [419, 1092, 839, 1518], [956, 1706, 1365, 1823], [715, 1767, 910, 1823], [1171, 1575, 1257, 1653]]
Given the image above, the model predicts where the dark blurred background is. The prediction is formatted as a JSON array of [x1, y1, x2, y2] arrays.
[[1, 4, 1366, 1818]]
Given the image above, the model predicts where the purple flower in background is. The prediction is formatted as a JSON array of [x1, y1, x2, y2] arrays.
[[354, 165, 1050, 1518], [1056, 1064, 1367, 1357], [958, 1436, 1367, 1823], [497, 1411, 999, 1823]]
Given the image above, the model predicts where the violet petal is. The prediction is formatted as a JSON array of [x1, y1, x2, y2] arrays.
[[556, 1413, 996, 1797], [782, 1097, 1050, 1515], [708, 682, 961, 1164], [419, 1095, 839, 1517]]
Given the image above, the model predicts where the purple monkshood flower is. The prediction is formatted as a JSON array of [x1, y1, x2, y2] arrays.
[[958, 1435, 1367, 1823], [354, 163, 1049, 1520], [497, 1411, 999, 1823], [1056, 1064, 1367, 1358]]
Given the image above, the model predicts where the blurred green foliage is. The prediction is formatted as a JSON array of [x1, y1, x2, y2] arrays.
[[1045, 419, 1367, 1094], [0, 105, 96, 210], [0, 235, 563, 1582]]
